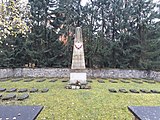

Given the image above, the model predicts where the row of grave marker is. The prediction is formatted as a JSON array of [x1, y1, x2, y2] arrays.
[[0, 88, 49, 93], [0, 78, 156, 84], [0, 78, 57, 82], [98, 79, 156, 84], [108, 88, 160, 93], [0, 93, 29, 101]]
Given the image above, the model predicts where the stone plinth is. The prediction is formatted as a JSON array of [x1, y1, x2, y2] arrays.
[[70, 73, 87, 84]]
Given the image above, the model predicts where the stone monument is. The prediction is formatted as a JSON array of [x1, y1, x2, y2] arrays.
[[69, 27, 87, 89]]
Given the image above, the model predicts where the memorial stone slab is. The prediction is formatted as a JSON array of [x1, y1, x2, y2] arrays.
[[62, 80, 68, 82], [29, 88, 38, 93], [119, 88, 128, 93], [0, 88, 6, 92], [36, 79, 46, 82], [140, 89, 151, 93], [24, 79, 34, 82], [65, 85, 72, 89], [2, 94, 16, 100], [49, 79, 57, 82], [151, 90, 160, 94], [109, 80, 118, 83], [108, 89, 117, 93], [41, 88, 49, 93], [11, 79, 22, 82], [0, 79, 9, 82], [128, 106, 160, 120], [98, 80, 105, 83], [18, 88, 28, 93], [132, 80, 143, 84], [6, 88, 17, 92], [129, 89, 139, 93], [120, 80, 130, 83], [146, 81, 156, 84], [17, 93, 29, 101], [0, 106, 43, 120], [87, 80, 93, 83], [84, 85, 91, 89]]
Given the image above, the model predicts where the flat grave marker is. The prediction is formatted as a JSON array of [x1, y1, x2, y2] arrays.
[[120, 80, 130, 83], [140, 89, 151, 93], [87, 80, 93, 83], [128, 106, 160, 120], [17, 93, 29, 101], [0, 79, 9, 82], [109, 80, 118, 83], [119, 88, 128, 93], [41, 88, 49, 93], [0, 106, 43, 120], [29, 88, 38, 93], [62, 80, 68, 82], [49, 79, 57, 82], [98, 80, 105, 83], [11, 79, 23, 82], [6, 88, 17, 92], [151, 90, 160, 94], [0, 88, 6, 92], [2, 93, 16, 100], [18, 88, 28, 93], [132, 80, 143, 84], [24, 79, 34, 82], [129, 89, 139, 93], [108, 88, 117, 93], [36, 79, 46, 82]]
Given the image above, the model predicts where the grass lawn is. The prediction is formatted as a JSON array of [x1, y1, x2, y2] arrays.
[[0, 78, 160, 120]]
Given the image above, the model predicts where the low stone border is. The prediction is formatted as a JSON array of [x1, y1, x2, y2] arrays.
[[0, 68, 160, 81]]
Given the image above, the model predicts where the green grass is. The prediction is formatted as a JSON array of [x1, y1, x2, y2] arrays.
[[1, 78, 160, 120]]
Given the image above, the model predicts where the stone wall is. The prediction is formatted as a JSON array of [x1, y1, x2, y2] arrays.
[[0, 68, 160, 81]]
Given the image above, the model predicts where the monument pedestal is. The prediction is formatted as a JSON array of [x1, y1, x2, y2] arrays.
[[70, 73, 87, 84]]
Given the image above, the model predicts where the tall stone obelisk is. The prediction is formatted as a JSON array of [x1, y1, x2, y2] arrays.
[[70, 27, 87, 84]]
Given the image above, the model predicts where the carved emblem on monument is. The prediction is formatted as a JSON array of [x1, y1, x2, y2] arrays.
[[75, 43, 82, 49]]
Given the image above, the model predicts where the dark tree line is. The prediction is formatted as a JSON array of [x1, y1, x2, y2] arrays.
[[0, 0, 160, 70]]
